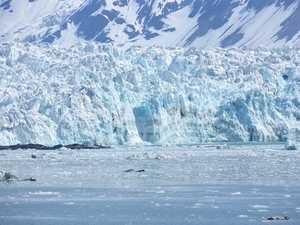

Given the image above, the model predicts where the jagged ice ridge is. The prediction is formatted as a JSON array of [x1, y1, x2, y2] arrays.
[[0, 42, 300, 146]]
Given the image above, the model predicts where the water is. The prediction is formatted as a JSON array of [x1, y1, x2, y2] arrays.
[[0, 143, 299, 224]]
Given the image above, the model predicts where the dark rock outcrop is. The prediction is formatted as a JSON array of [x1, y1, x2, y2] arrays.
[[0, 143, 111, 150], [23, 177, 36, 181], [262, 215, 289, 220], [1, 172, 18, 182], [124, 169, 146, 173]]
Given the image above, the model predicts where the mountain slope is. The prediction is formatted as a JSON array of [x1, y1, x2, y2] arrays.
[[0, 0, 300, 48]]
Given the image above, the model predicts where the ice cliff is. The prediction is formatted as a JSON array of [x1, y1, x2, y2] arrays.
[[0, 43, 300, 146]]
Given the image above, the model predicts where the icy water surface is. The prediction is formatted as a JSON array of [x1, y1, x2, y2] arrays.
[[0, 143, 299, 224]]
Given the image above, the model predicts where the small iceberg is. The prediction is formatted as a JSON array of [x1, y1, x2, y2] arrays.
[[285, 139, 297, 150]]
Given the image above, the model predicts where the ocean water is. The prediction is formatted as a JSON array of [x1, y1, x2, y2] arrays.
[[0, 143, 299, 224]]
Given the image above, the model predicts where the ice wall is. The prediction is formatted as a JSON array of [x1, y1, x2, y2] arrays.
[[0, 43, 299, 146]]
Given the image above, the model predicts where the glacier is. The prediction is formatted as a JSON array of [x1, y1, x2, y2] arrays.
[[0, 42, 300, 146]]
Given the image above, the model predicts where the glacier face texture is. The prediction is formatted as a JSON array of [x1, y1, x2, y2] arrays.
[[0, 42, 300, 146]]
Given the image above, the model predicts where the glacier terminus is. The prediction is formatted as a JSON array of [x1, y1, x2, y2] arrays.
[[0, 43, 299, 146]]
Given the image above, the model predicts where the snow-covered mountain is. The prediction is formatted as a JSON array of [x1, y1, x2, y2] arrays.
[[1, 0, 300, 49], [0, 42, 299, 146]]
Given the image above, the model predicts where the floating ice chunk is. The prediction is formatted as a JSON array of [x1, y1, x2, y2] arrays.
[[251, 205, 269, 208], [64, 202, 75, 205], [29, 191, 60, 195], [237, 215, 248, 218], [126, 152, 167, 160], [285, 139, 297, 150]]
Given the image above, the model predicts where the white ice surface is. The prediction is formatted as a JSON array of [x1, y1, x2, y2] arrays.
[[0, 143, 299, 224], [0, 43, 300, 146]]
